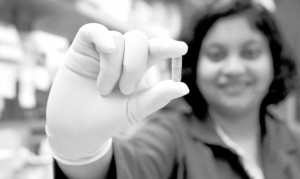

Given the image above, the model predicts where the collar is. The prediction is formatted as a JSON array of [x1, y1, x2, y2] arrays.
[[187, 114, 225, 146], [167, 99, 299, 155], [186, 110, 298, 154]]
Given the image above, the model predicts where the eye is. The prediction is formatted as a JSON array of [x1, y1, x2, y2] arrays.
[[241, 43, 265, 60], [203, 46, 227, 62]]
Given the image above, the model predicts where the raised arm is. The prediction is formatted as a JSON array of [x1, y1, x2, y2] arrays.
[[46, 23, 189, 179]]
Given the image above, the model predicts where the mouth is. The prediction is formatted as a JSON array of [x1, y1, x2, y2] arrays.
[[219, 82, 249, 95]]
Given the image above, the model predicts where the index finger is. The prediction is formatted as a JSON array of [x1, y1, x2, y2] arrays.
[[97, 31, 125, 95], [71, 23, 116, 58], [148, 38, 188, 67]]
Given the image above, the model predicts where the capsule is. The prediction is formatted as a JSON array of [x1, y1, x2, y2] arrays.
[[172, 56, 182, 82]]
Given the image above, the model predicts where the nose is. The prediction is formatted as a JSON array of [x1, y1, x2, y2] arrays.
[[221, 55, 246, 76]]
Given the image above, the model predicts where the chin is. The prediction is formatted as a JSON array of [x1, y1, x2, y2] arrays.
[[214, 99, 255, 114]]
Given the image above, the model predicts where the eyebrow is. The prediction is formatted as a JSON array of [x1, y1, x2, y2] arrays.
[[242, 38, 267, 48], [203, 36, 266, 49]]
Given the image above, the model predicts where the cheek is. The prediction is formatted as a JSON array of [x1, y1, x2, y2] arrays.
[[196, 59, 218, 93], [253, 58, 274, 91]]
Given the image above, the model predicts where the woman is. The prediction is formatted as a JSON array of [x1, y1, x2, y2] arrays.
[[47, 1, 300, 179]]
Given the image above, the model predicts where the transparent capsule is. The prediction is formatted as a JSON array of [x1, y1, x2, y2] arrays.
[[172, 56, 182, 82]]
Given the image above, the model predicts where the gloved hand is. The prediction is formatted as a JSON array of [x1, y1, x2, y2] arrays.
[[46, 23, 189, 165]]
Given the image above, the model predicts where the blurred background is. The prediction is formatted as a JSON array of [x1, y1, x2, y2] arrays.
[[0, 0, 299, 178]]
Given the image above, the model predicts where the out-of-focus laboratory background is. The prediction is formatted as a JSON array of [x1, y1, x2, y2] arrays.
[[0, 0, 299, 178]]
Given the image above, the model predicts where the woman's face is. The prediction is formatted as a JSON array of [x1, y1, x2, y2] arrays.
[[197, 15, 273, 116]]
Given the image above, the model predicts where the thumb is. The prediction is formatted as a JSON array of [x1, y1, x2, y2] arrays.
[[127, 80, 189, 123]]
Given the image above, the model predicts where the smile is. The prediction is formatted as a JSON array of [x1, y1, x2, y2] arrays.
[[219, 83, 249, 95]]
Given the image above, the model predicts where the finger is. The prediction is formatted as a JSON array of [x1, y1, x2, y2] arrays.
[[135, 39, 188, 90], [148, 38, 188, 67], [71, 23, 116, 59], [119, 30, 148, 95], [135, 65, 163, 92], [97, 31, 125, 95], [127, 80, 189, 123]]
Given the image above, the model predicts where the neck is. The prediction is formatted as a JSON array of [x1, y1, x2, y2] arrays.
[[209, 107, 263, 167], [209, 107, 261, 143]]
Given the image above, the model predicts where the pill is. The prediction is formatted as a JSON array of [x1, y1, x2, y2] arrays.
[[172, 56, 182, 82]]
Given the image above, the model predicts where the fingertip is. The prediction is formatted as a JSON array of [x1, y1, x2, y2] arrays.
[[120, 84, 135, 95], [167, 81, 190, 96], [96, 72, 114, 96], [96, 81, 108, 96], [180, 83, 190, 96], [100, 91, 111, 96], [97, 37, 116, 53], [172, 41, 188, 57], [100, 31, 123, 53], [178, 41, 188, 55], [97, 86, 111, 96]]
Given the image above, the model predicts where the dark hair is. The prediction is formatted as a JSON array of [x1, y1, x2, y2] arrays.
[[181, 0, 298, 120]]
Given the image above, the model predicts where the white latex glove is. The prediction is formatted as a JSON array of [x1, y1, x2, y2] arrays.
[[46, 23, 189, 165]]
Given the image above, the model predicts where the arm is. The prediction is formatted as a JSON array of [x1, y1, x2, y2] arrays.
[[46, 23, 189, 179]]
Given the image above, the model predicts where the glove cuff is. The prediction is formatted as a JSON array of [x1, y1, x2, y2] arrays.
[[46, 124, 113, 166]]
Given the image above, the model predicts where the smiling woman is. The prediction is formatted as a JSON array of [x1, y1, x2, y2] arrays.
[[197, 16, 275, 173]]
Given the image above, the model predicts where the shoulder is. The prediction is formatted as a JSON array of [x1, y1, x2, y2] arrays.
[[266, 111, 300, 148], [286, 123, 300, 148]]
